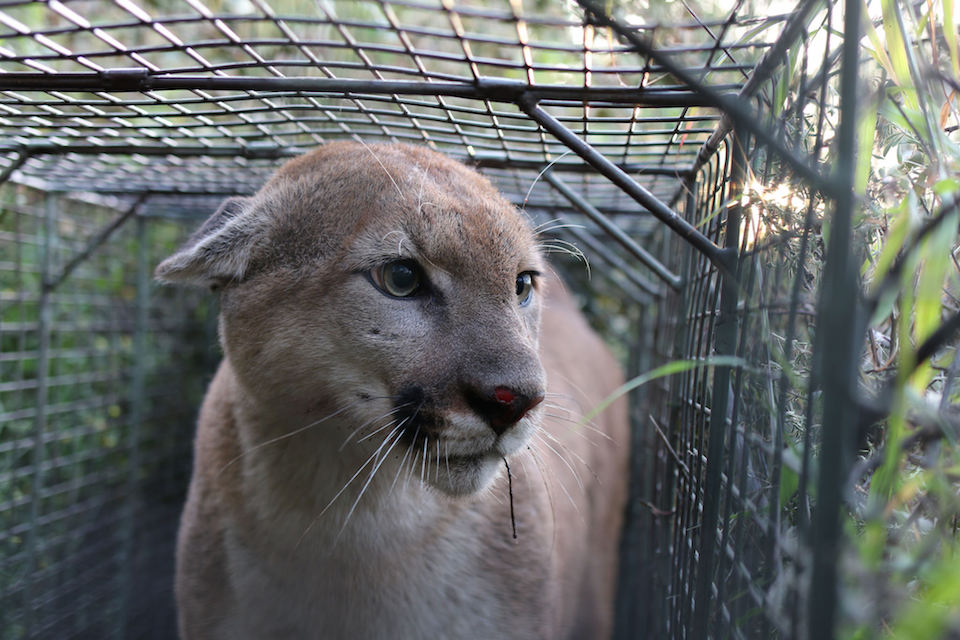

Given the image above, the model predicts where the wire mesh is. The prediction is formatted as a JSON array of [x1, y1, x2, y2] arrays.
[[0, 0, 790, 218], [0, 0, 891, 639], [0, 186, 217, 638], [631, 2, 861, 636]]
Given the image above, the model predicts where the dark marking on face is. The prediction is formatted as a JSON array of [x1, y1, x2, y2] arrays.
[[394, 385, 443, 443], [396, 385, 425, 408]]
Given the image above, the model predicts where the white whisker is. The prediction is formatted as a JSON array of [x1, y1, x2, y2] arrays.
[[353, 405, 411, 445], [536, 240, 590, 276], [539, 428, 599, 482], [341, 402, 412, 450], [444, 439, 451, 479], [297, 419, 401, 545], [534, 431, 584, 491], [532, 218, 585, 236], [520, 150, 572, 212], [542, 412, 603, 448], [219, 401, 363, 475], [542, 399, 613, 442], [523, 447, 560, 551], [389, 438, 415, 495], [403, 426, 421, 491], [354, 137, 403, 197], [420, 436, 428, 484], [336, 426, 406, 539], [531, 445, 579, 515]]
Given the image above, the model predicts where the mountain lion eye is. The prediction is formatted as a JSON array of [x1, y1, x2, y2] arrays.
[[516, 272, 535, 307], [372, 260, 422, 298]]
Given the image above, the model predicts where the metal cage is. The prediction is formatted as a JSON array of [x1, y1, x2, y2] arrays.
[[0, 0, 924, 638]]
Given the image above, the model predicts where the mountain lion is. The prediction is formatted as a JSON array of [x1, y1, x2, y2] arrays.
[[156, 142, 629, 639]]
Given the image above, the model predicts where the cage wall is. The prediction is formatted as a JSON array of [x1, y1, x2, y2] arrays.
[[0, 187, 216, 638], [636, 4, 851, 636]]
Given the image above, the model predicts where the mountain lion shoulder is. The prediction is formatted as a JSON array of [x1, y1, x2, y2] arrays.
[[156, 142, 629, 640]]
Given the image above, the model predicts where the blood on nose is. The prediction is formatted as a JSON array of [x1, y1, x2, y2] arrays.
[[464, 384, 544, 436], [494, 386, 516, 405]]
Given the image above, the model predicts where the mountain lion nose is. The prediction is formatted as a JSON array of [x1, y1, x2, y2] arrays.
[[465, 384, 545, 435]]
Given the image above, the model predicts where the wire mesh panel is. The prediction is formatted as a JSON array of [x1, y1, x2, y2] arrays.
[[0, 0, 793, 215], [631, 1, 871, 636], [0, 186, 216, 638], [0, 1, 824, 638]]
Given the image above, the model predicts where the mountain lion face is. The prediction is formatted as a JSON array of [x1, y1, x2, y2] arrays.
[[157, 142, 547, 496]]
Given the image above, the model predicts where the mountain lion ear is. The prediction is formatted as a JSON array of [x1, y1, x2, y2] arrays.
[[154, 196, 259, 288]]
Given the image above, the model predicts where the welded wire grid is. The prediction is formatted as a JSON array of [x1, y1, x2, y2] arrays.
[[0, 185, 216, 637], [0, 1, 867, 639], [0, 0, 790, 212], [633, 2, 852, 636]]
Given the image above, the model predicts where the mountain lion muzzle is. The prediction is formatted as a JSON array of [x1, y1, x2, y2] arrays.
[[156, 142, 629, 640]]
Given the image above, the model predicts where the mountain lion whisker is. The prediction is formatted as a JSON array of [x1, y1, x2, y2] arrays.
[[538, 428, 598, 480], [351, 404, 413, 446], [388, 432, 416, 495], [218, 400, 364, 475], [541, 411, 603, 448], [530, 445, 580, 517], [336, 426, 406, 539], [420, 435, 428, 484], [533, 431, 584, 492], [298, 419, 402, 545], [341, 402, 412, 450], [522, 447, 560, 553]]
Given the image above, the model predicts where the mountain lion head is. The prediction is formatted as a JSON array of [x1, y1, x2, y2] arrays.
[[156, 142, 547, 496]]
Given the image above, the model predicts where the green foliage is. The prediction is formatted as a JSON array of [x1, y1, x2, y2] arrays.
[[832, 1, 960, 637], [0, 187, 216, 636], [584, 355, 752, 425]]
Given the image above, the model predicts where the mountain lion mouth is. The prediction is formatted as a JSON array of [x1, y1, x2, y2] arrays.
[[424, 450, 501, 496], [389, 396, 522, 496], [394, 408, 532, 462]]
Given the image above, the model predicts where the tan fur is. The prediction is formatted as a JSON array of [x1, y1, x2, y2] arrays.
[[157, 142, 629, 639]]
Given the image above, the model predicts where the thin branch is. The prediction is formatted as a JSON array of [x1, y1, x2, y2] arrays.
[[852, 405, 960, 482]]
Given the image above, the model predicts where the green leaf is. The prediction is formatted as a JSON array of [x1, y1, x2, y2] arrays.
[[861, 520, 888, 568], [856, 98, 879, 194], [869, 193, 915, 293], [882, 0, 920, 110], [947, 0, 960, 77], [912, 208, 958, 388], [933, 178, 960, 197], [887, 546, 960, 639], [869, 285, 899, 327], [580, 356, 751, 425], [862, 0, 896, 79], [779, 463, 799, 506]]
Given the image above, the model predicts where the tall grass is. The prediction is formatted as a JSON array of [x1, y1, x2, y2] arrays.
[[836, 1, 960, 636]]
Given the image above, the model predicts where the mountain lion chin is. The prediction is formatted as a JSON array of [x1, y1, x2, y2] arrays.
[[425, 452, 502, 497]]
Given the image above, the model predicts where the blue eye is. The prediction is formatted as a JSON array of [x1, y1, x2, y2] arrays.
[[516, 272, 535, 306], [373, 260, 422, 298]]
